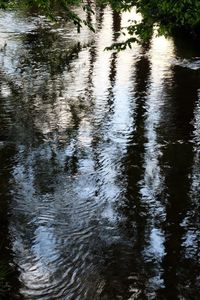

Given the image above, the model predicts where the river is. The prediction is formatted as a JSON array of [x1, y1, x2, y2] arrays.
[[0, 6, 200, 300]]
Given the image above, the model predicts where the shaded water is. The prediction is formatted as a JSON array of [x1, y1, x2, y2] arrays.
[[0, 7, 200, 300]]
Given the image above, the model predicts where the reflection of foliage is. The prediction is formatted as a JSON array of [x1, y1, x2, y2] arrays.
[[19, 27, 83, 76]]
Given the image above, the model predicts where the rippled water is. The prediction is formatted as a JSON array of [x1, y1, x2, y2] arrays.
[[0, 7, 200, 300]]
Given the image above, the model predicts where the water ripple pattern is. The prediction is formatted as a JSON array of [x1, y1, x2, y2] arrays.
[[0, 5, 200, 300]]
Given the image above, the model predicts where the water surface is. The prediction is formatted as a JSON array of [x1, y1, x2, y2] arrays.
[[0, 7, 200, 300]]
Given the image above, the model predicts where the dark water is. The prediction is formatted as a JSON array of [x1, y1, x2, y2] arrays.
[[0, 7, 200, 300]]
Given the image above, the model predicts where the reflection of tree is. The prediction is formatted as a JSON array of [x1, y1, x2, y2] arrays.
[[105, 55, 152, 299], [0, 143, 21, 298], [0, 24, 87, 145], [158, 67, 200, 299], [120, 55, 150, 237], [0, 75, 23, 298], [19, 27, 82, 76], [102, 35, 175, 299]]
